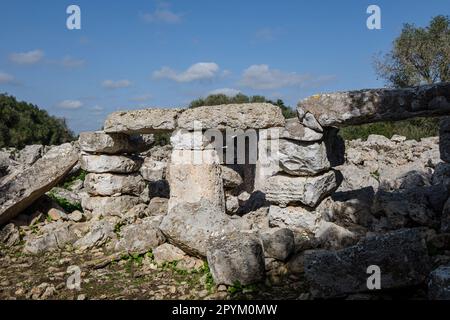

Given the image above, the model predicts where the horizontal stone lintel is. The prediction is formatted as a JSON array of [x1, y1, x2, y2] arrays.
[[298, 82, 450, 127]]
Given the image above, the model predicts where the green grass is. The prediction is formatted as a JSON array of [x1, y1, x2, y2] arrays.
[[61, 169, 87, 189], [339, 117, 439, 141], [47, 192, 82, 213]]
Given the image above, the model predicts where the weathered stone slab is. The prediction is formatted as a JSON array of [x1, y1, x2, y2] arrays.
[[178, 103, 285, 130], [264, 171, 337, 208], [81, 195, 141, 217], [260, 228, 295, 261], [304, 228, 431, 298], [79, 131, 142, 154], [115, 217, 165, 253], [84, 173, 146, 197], [159, 149, 236, 257], [80, 154, 143, 173], [281, 118, 323, 141], [170, 129, 213, 150], [207, 232, 265, 285], [104, 108, 181, 134], [140, 158, 167, 182], [298, 83, 450, 127], [268, 205, 318, 232], [0, 143, 78, 225], [278, 139, 330, 176]]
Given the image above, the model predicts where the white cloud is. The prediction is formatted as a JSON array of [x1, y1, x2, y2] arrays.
[[140, 2, 182, 24], [0, 71, 17, 85], [92, 105, 104, 111], [102, 79, 132, 89], [153, 62, 220, 82], [254, 27, 281, 42], [60, 56, 85, 68], [239, 64, 336, 90], [9, 50, 44, 65], [141, 9, 182, 23], [58, 100, 83, 109], [208, 88, 241, 97], [130, 94, 152, 102]]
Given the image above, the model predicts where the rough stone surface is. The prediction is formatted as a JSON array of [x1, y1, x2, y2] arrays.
[[298, 83, 450, 127], [104, 108, 181, 134], [170, 129, 212, 150], [115, 218, 165, 253], [23, 221, 77, 254], [73, 219, 116, 250], [160, 149, 235, 256], [268, 205, 318, 232], [280, 118, 323, 141], [221, 166, 243, 189], [302, 113, 323, 132], [81, 195, 141, 218], [153, 243, 204, 270], [79, 131, 135, 154], [278, 139, 330, 176], [207, 232, 265, 285], [80, 154, 143, 173], [84, 173, 146, 196], [304, 228, 431, 298], [440, 117, 450, 163], [17, 145, 44, 165], [0, 143, 79, 225], [140, 158, 167, 183], [264, 171, 337, 208], [260, 228, 295, 261], [428, 265, 450, 300], [0, 223, 20, 247], [178, 103, 285, 130]]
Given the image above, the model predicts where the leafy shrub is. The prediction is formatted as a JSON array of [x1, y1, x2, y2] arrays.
[[339, 117, 439, 141], [0, 94, 75, 149]]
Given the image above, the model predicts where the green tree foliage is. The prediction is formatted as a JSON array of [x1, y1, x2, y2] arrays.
[[0, 94, 75, 149], [374, 15, 450, 88], [343, 16, 450, 141], [188, 93, 296, 119]]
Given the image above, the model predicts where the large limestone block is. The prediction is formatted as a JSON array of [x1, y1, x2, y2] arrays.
[[280, 118, 323, 142], [304, 228, 431, 298], [298, 83, 450, 127], [115, 217, 165, 253], [104, 108, 181, 134], [170, 129, 213, 150], [178, 103, 285, 130], [278, 139, 330, 176], [0, 143, 78, 225], [80, 154, 143, 173], [84, 173, 146, 196], [268, 205, 319, 232], [140, 158, 167, 182], [79, 131, 153, 154], [207, 232, 265, 285], [81, 195, 141, 217], [159, 149, 235, 256], [264, 171, 337, 208]]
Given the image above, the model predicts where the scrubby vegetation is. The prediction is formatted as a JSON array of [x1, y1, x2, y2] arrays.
[[340, 117, 440, 141], [189, 93, 297, 119], [0, 94, 75, 149]]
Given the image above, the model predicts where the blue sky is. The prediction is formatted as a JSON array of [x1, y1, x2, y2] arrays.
[[0, 0, 449, 133]]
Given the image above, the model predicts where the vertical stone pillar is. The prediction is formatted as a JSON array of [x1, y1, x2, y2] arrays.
[[159, 129, 235, 257]]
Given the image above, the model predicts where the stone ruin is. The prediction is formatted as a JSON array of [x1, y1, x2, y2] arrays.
[[1, 82, 450, 298]]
